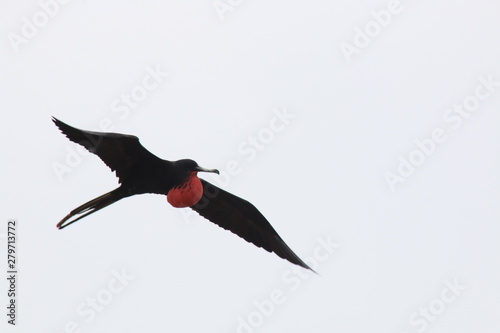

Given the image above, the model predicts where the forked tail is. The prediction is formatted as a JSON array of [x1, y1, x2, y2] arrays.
[[57, 188, 127, 229]]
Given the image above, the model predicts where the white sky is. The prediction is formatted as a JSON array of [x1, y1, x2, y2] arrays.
[[1, 1, 500, 332]]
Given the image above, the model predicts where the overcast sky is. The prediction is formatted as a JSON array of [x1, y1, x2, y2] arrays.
[[1, 1, 500, 332]]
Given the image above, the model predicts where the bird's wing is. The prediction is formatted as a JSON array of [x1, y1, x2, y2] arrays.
[[53, 117, 164, 183], [190, 179, 313, 271]]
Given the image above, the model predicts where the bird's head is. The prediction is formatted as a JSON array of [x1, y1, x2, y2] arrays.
[[174, 159, 220, 178]]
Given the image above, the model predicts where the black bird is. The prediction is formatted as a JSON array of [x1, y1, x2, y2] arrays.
[[53, 118, 312, 271]]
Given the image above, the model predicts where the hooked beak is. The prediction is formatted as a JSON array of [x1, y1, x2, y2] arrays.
[[195, 166, 220, 175]]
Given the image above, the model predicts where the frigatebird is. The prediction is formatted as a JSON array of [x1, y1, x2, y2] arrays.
[[53, 118, 312, 271]]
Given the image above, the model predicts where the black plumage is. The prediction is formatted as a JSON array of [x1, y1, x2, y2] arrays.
[[53, 117, 312, 271]]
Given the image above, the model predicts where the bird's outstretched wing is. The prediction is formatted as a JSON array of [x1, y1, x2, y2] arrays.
[[53, 117, 164, 183], [191, 179, 313, 271]]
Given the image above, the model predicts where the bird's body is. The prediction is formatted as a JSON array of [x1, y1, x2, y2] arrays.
[[53, 117, 312, 271]]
